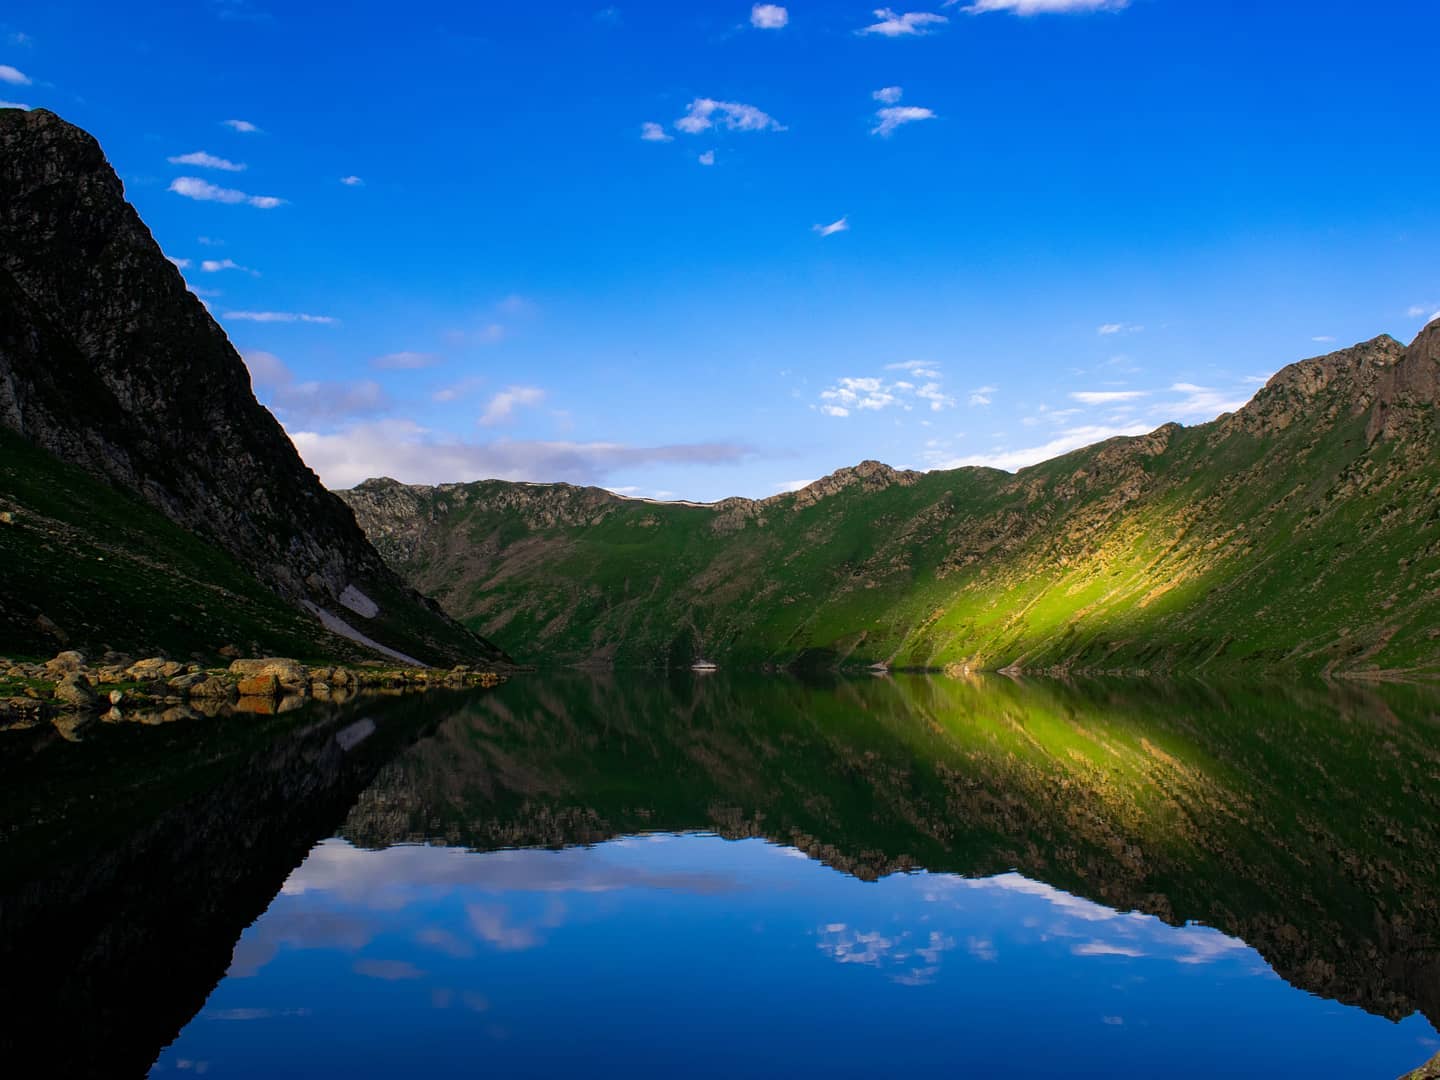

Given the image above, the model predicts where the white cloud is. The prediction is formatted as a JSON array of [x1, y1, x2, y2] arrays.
[[198, 236, 223, 246], [339, 175, 363, 186], [872, 85, 904, 104], [928, 422, 1152, 471], [1155, 382, 1251, 421], [167, 256, 192, 270], [169, 176, 284, 209], [200, 258, 251, 273], [773, 478, 816, 493], [958, 0, 1130, 13], [287, 420, 751, 488], [1407, 304, 1437, 319], [1310, 335, 1335, 343], [8, 32, 33, 47], [675, 98, 785, 134], [968, 384, 997, 406], [886, 359, 940, 378], [813, 215, 849, 237], [1097, 322, 1142, 335], [0, 99, 29, 110], [640, 121, 673, 142], [168, 150, 246, 172], [224, 310, 336, 324], [222, 118, 260, 133], [0, 64, 31, 85], [480, 385, 546, 426], [372, 351, 439, 370], [243, 350, 389, 427], [1070, 389, 1147, 405], [751, 3, 789, 28], [872, 105, 936, 136], [820, 366, 958, 416], [698, 149, 716, 166], [858, 8, 949, 36]]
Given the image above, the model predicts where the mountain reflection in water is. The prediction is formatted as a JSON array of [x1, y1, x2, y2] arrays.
[[2, 673, 1438, 1078]]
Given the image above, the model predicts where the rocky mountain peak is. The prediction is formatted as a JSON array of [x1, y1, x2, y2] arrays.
[[0, 109, 499, 664]]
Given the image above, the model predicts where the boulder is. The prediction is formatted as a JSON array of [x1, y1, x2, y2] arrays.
[[228, 658, 308, 690], [43, 650, 87, 675], [188, 676, 236, 700], [125, 657, 175, 680], [235, 673, 280, 698], [167, 672, 210, 692], [52, 673, 96, 709]]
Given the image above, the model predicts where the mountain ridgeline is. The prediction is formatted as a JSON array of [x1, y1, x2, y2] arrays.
[[341, 325, 1440, 676], [0, 108, 503, 666]]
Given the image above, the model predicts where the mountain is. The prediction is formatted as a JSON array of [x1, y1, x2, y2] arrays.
[[340, 326, 1440, 676], [0, 108, 503, 666]]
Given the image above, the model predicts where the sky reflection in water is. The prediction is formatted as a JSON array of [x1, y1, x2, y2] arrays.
[[153, 833, 1438, 1079]]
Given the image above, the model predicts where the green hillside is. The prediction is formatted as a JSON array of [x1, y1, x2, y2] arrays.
[[340, 327, 1440, 677]]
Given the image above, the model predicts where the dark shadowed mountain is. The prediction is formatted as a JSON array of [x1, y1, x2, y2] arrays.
[[0, 108, 504, 665]]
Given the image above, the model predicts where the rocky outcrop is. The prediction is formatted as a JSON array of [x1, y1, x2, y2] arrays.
[[0, 109, 503, 666]]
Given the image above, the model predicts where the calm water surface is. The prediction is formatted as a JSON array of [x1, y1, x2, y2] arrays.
[[3, 673, 1438, 1077]]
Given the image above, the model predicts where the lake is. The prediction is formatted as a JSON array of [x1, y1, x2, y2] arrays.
[[2, 673, 1437, 1078]]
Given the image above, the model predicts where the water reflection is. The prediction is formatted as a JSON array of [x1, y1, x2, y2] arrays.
[[2, 673, 1438, 1077]]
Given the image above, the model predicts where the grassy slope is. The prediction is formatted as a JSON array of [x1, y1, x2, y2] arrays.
[[343, 337, 1440, 676], [0, 427, 369, 662]]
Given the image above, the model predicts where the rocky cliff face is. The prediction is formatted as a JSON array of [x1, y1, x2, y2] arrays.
[[340, 324, 1440, 674], [0, 109, 503, 665]]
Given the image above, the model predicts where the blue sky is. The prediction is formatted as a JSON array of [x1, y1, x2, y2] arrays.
[[5, 0, 1440, 499]]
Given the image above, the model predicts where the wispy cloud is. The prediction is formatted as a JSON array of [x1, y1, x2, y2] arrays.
[[1156, 382, 1251, 420], [872, 105, 936, 136], [169, 176, 284, 209], [1310, 335, 1335, 343], [956, 0, 1130, 14], [200, 258, 252, 273], [168, 150, 246, 172], [872, 85, 904, 104], [339, 175, 363, 186], [289, 420, 752, 489], [372, 351, 439, 370], [167, 256, 192, 270], [222, 118, 261, 133], [0, 64, 31, 85], [969, 384, 997, 406], [224, 310, 336, 324], [698, 149, 716, 166], [820, 365, 956, 416], [0, 99, 29, 110], [751, 3, 789, 28], [675, 98, 785, 134], [928, 422, 1151, 471], [858, 8, 949, 36], [244, 350, 388, 427], [640, 121, 673, 142], [1097, 322, 1142, 335], [480, 385, 546, 426], [1070, 389, 1147, 404], [813, 215, 849, 237]]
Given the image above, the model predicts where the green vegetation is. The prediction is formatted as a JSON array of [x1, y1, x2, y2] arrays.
[[342, 332, 1440, 676], [0, 427, 365, 662]]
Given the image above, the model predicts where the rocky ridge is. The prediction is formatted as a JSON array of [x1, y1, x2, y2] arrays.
[[0, 108, 502, 666], [340, 323, 1440, 674]]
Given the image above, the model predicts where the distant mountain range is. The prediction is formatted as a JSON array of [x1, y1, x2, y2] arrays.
[[0, 108, 503, 666], [340, 323, 1440, 676]]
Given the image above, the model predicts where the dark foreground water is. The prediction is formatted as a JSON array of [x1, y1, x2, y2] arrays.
[[3, 674, 1438, 1078]]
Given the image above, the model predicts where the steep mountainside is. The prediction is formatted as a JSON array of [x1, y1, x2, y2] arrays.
[[0, 108, 503, 665], [341, 325, 1440, 675]]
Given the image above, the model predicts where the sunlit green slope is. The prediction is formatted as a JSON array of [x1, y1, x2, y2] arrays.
[[341, 326, 1440, 675]]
